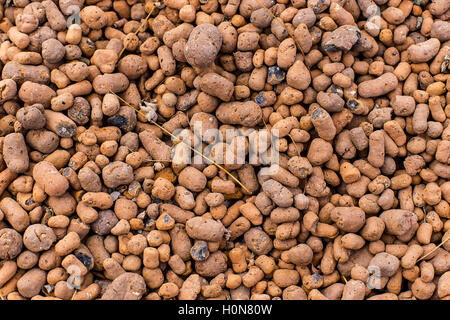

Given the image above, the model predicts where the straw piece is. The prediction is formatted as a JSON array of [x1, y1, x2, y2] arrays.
[[109, 91, 251, 193]]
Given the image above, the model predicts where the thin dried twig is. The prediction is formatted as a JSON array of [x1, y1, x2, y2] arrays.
[[418, 235, 450, 262], [288, 134, 301, 157], [109, 91, 251, 193], [261, 111, 269, 130], [417, 207, 450, 262], [118, 7, 155, 59], [71, 290, 78, 300], [261, 112, 301, 159]]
